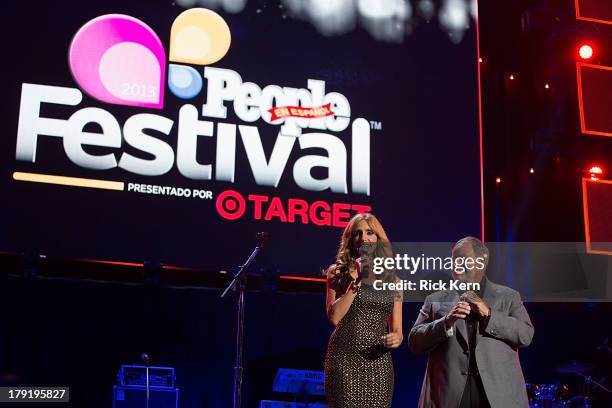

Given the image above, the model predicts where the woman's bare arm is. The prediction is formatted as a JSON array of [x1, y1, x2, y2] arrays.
[[326, 266, 359, 326], [383, 287, 403, 348]]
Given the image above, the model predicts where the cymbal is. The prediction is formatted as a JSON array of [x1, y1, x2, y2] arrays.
[[556, 360, 593, 374]]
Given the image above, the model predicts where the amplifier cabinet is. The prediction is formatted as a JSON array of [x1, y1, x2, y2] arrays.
[[112, 386, 178, 408]]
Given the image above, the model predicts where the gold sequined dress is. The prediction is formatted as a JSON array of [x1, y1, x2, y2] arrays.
[[324, 280, 395, 408]]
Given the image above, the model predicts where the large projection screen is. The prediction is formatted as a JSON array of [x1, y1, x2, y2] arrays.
[[1, 0, 482, 275]]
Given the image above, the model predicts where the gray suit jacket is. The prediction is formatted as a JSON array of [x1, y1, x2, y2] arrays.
[[408, 280, 534, 408]]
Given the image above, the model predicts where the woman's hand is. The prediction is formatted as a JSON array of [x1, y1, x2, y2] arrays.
[[355, 256, 374, 284], [382, 332, 403, 349], [348, 275, 361, 294]]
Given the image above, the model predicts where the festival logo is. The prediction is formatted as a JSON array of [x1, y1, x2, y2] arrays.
[[15, 8, 375, 227]]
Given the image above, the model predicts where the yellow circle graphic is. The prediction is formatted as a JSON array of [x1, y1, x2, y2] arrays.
[[169, 8, 231, 65]]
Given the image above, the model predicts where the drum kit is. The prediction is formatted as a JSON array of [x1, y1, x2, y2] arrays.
[[527, 358, 611, 407]]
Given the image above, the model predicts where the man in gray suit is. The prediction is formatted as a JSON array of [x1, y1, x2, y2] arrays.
[[408, 237, 534, 407]]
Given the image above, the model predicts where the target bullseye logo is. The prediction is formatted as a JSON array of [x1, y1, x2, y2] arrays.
[[216, 190, 246, 220], [69, 8, 231, 108]]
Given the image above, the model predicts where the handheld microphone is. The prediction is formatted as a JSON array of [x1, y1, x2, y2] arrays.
[[359, 242, 373, 279], [459, 291, 479, 317], [360, 241, 373, 256], [459, 291, 473, 302], [141, 352, 151, 366]]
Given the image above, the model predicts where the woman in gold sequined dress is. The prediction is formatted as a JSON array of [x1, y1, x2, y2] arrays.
[[324, 213, 403, 408]]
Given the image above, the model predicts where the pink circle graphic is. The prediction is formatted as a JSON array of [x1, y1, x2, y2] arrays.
[[69, 14, 166, 109]]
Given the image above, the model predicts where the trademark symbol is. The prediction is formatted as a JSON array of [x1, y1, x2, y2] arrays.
[[370, 121, 382, 130]]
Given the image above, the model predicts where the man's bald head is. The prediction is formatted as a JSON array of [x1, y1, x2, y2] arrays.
[[451, 236, 489, 283]]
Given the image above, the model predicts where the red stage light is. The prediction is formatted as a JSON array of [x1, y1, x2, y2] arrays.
[[588, 165, 604, 181], [589, 166, 603, 174], [579, 44, 594, 60]]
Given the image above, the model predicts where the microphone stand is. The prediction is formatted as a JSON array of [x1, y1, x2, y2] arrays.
[[145, 365, 150, 408], [141, 354, 151, 408], [221, 232, 268, 408]]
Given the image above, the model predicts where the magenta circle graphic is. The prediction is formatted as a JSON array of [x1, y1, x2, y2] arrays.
[[69, 14, 166, 109]]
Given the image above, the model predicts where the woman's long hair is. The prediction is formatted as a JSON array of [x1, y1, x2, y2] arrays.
[[329, 213, 395, 290]]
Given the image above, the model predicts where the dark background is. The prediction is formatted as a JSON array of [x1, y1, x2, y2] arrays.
[[1, 276, 610, 407], [1, 0, 611, 407], [0, 0, 481, 274]]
